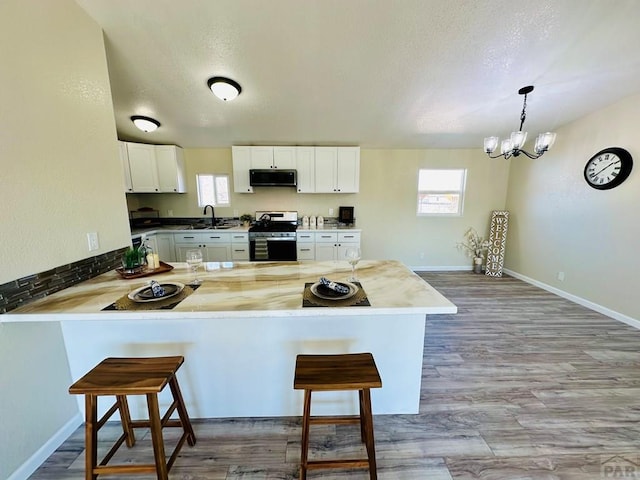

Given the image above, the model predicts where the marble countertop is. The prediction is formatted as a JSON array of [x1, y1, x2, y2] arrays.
[[2, 260, 457, 322]]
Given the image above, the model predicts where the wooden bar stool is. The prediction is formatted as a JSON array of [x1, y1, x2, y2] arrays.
[[293, 353, 382, 480], [68, 356, 196, 480]]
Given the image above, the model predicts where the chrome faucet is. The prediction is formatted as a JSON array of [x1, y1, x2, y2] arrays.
[[203, 204, 216, 228]]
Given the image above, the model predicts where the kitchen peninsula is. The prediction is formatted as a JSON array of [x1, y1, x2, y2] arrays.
[[3, 260, 456, 419]]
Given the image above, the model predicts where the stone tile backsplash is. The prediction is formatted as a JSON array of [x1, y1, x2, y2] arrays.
[[0, 247, 127, 314]]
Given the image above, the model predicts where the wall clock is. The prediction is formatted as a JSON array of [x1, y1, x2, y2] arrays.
[[583, 147, 633, 190]]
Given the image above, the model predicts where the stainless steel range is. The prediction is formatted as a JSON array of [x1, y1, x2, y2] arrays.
[[249, 211, 298, 261]]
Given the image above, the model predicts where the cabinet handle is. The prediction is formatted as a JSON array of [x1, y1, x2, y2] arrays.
[[183, 236, 195, 239], [343, 235, 354, 239], [300, 248, 311, 252]]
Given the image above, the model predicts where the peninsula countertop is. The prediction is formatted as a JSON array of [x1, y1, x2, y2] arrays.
[[2, 260, 457, 322]]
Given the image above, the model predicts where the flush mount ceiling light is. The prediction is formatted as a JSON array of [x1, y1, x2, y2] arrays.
[[207, 76, 242, 101], [484, 86, 556, 160], [131, 115, 160, 132]]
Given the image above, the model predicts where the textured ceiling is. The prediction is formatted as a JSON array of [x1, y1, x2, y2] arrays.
[[75, 0, 640, 149]]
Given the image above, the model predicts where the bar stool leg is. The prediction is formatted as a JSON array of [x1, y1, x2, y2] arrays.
[[116, 395, 135, 448], [168, 375, 196, 446], [146, 393, 169, 480], [300, 389, 312, 480], [361, 389, 378, 480], [84, 395, 98, 480]]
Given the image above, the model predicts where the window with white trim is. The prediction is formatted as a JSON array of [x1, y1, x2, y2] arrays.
[[417, 169, 467, 216], [196, 174, 230, 207]]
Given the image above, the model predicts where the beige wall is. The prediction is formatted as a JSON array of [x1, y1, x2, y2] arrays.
[[0, 2, 131, 285], [504, 93, 640, 320], [128, 147, 511, 267], [0, 1, 131, 477]]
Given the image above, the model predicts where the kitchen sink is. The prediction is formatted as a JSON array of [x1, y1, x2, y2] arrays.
[[190, 224, 235, 230]]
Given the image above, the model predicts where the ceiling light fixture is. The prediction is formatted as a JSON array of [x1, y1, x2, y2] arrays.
[[207, 76, 242, 101], [131, 115, 160, 132], [484, 86, 556, 160]]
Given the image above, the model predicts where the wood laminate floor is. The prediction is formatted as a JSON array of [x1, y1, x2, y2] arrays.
[[29, 272, 640, 479]]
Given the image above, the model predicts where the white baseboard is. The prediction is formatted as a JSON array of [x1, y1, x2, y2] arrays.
[[504, 268, 640, 330], [7, 413, 82, 480], [411, 266, 640, 330]]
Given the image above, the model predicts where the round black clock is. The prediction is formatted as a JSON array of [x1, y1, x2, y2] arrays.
[[584, 147, 633, 190]]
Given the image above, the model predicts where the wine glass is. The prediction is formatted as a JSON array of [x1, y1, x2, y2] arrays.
[[344, 246, 361, 282], [185, 249, 203, 285]]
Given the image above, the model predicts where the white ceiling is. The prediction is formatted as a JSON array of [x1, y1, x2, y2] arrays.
[[75, 0, 640, 149]]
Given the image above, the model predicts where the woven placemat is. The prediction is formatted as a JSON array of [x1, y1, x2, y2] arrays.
[[102, 284, 200, 311], [302, 282, 370, 307]]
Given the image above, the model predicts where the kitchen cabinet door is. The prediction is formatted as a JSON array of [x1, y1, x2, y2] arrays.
[[249, 146, 274, 169], [126, 142, 159, 192], [314, 147, 337, 193], [272, 146, 296, 169], [315, 243, 336, 261], [156, 233, 175, 262], [119, 141, 133, 193], [232, 146, 254, 193], [295, 147, 315, 193], [155, 145, 186, 193], [336, 147, 360, 193]]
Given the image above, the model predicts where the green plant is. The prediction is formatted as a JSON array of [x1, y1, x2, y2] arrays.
[[240, 214, 252, 223], [123, 246, 144, 269]]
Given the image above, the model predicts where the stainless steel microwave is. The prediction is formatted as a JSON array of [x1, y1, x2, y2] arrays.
[[249, 169, 297, 187]]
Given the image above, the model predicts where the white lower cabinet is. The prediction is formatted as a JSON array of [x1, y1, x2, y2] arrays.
[[174, 232, 232, 262], [305, 231, 361, 261], [231, 233, 249, 261], [296, 231, 315, 260], [156, 233, 175, 262]]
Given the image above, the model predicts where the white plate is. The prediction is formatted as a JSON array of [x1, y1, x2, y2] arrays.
[[310, 281, 358, 301], [127, 282, 185, 303]]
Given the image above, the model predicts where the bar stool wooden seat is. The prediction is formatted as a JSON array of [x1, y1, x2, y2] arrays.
[[68, 356, 196, 480], [293, 353, 382, 480]]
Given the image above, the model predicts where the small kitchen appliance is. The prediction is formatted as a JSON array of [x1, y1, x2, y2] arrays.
[[339, 206, 354, 225]]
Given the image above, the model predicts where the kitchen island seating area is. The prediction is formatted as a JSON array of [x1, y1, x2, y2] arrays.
[[294, 352, 382, 480], [68, 356, 196, 480]]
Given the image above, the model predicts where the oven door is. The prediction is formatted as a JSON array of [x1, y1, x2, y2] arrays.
[[250, 237, 297, 261]]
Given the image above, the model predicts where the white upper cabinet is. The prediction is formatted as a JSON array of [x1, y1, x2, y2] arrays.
[[122, 142, 186, 193], [119, 141, 133, 192], [249, 146, 274, 169], [231, 145, 359, 194], [232, 146, 254, 193], [295, 147, 315, 193], [272, 146, 296, 169], [155, 145, 186, 193], [249, 146, 296, 169], [126, 142, 159, 192], [336, 147, 360, 193], [314, 146, 360, 193]]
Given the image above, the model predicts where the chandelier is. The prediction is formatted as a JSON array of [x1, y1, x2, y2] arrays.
[[484, 85, 556, 159]]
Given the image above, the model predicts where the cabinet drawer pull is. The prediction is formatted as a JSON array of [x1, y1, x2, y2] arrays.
[[300, 248, 311, 252], [183, 236, 195, 239], [343, 235, 354, 238]]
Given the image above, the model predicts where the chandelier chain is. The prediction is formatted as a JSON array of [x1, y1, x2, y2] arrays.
[[519, 93, 528, 132]]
